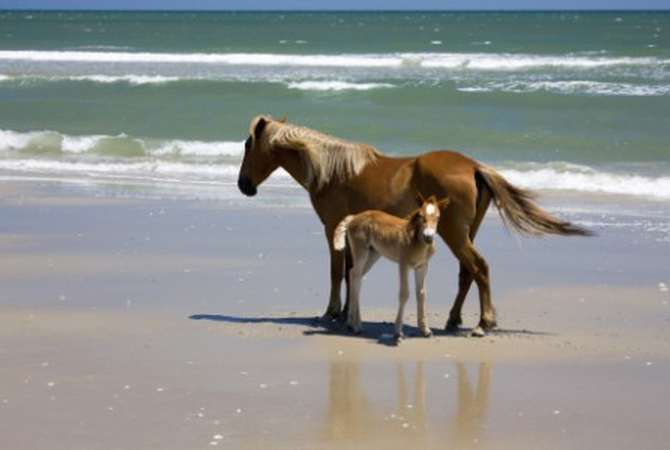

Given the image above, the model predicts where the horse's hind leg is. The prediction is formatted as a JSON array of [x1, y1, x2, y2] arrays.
[[446, 263, 472, 332], [459, 242, 496, 337], [441, 228, 496, 337], [473, 254, 496, 336], [444, 187, 493, 333]]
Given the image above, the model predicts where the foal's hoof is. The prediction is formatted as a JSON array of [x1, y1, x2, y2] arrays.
[[394, 333, 404, 345], [421, 329, 433, 338]]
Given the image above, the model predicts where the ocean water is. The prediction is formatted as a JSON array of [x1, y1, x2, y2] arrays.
[[1, 11, 669, 240]]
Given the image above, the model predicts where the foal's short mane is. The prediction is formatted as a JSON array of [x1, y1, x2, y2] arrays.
[[260, 116, 382, 191]]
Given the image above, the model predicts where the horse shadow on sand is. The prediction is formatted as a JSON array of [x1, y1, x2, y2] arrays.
[[188, 313, 553, 346]]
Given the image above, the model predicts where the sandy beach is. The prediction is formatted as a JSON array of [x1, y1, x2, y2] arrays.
[[1, 179, 669, 449]]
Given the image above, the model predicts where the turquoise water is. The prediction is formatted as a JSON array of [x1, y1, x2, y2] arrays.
[[0, 11, 669, 205]]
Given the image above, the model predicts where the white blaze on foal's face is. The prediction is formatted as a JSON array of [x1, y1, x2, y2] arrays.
[[422, 202, 439, 243]]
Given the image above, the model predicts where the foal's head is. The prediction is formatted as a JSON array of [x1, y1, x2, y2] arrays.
[[411, 195, 451, 244]]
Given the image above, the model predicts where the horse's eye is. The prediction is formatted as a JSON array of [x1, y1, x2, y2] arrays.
[[244, 137, 252, 152]]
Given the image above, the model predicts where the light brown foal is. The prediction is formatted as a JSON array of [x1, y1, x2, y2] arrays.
[[333, 195, 450, 342]]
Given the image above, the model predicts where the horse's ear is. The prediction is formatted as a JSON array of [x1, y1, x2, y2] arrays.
[[253, 117, 268, 139], [278, 115, 287, 124]]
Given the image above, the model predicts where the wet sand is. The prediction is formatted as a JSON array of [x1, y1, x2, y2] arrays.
[[1, 180, 669, 449]]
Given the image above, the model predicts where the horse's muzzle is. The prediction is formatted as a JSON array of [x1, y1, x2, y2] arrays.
[[237, 175, 257, 197]]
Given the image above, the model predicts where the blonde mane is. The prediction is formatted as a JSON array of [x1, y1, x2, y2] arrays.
[[263, 117, 382, 190]]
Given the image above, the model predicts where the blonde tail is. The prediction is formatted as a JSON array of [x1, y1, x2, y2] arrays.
[[476, 165, 593, 236], [333, 216, 353, 251]]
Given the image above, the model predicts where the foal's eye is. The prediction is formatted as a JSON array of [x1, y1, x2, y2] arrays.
[[244, 137, 252, 152]]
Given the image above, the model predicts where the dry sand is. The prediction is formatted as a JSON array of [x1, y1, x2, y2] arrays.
[[1, 180, 669, 449]]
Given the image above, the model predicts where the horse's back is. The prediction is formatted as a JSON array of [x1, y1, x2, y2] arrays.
[[415, 150, 480, 197], [416, 150, 480, 176]]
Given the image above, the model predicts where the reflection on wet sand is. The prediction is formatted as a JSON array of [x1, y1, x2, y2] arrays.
[[451, 362, 492, 446], [322, 361, 374, 441], [322, 359, 492, 446]]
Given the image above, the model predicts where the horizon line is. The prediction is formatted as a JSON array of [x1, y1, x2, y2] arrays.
[[1, 8, 669, 12]]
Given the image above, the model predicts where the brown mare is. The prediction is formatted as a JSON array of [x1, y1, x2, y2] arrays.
[[333, 195, 450, 342], [238, 115, 591, 336]]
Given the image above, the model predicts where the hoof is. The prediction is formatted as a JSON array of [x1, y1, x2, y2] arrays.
[[320, 311, 339, 322], [471, 326, 486, 338], [481, 311, 497, 331], [394, 333, 404, 345], [421, 328, 433, 338], [321, 310, 349, 323], [445, 318, 462, 333]]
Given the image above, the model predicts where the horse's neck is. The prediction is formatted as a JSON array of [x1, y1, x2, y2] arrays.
[[275, 146, 312, 190]]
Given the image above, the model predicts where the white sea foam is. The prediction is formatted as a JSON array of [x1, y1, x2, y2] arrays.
[[71, 74, 184, 85], [0, 158, 240, 179], [459, 80, 670, 96], [0, 50, 395, 67], [286, 80, 394, 91], [151, 140, 244, 157], [500, 164, 670, 200], [1, 50, 666, 72], [0, 129, 245, 158], [0, 73, 190, 86], [62, 134, 106, 153], [1, 130, 668, 201]]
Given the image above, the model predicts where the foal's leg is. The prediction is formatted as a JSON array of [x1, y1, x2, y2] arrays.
[[414, 264, 432, 338], [394, 263, 411, 343]]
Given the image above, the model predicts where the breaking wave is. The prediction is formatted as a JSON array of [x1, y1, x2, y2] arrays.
[[1, 129, 668, 200]]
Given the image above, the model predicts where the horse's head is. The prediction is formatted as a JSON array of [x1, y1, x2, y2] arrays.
[[237, 115, 282, 197], [413, 194, 450, 244]]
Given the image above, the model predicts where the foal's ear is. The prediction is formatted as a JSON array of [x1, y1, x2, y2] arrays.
[[438, 196, 451, 209], [253, 117, 268, 139], [415, 191, 427, 206]]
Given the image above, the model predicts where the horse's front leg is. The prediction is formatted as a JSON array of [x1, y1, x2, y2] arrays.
[[323, 241, 346, 321], [414, 264, 432, 338]]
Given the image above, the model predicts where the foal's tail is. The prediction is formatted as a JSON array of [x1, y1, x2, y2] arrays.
[[333, 215, 353, 251], [476, 165, 593, 237]]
